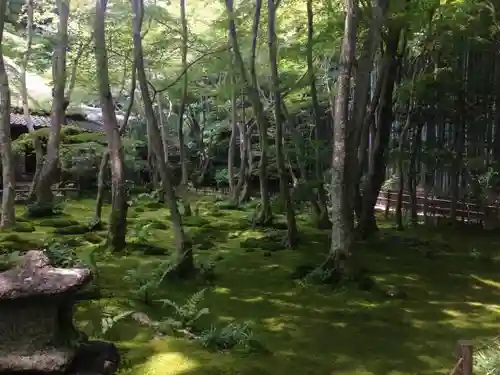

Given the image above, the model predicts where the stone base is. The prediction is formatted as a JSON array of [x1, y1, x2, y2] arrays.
[[0, 341, 119, 375], [0, 347, 75, 372], [65, 341, 120, 375]]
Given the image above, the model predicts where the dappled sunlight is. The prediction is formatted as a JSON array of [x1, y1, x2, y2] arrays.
[[7, 197, 500, 375]]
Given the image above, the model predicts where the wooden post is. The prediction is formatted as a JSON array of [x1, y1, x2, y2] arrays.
[[385, 190, 391, 219], [456, 340, 473, 375]]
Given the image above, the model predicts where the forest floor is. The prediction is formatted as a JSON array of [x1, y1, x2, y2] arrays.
[[2, 194, 500, 375]]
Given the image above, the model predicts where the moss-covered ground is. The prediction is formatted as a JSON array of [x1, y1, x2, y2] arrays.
[[3, 195, 500, 374]]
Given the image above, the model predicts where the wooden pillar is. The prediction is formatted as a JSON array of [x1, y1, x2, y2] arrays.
[[456, 340, 473, 375]]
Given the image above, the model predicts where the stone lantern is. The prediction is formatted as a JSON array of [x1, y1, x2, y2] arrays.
[[0, 250, 119, 375]]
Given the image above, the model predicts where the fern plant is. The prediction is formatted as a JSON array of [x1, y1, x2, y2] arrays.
[[156, 288, 210, 331], [197, 321, 257, 351], [123, 257, 179, 304]]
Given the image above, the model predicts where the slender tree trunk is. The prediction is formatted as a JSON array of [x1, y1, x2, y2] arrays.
[[177, 0, 191, 215], [225, 0, 272, 224], [0, 1, 15, 227], [20, 0, 43, 201], [94, 68, 136, 222], [328, 0, 358, 271], [35, 0, 69, 207], [268, 0, 297, 246], [131, 0, 194, 276], [228, 55, 237, 196], [94, 0, 128, 251], [358, 26, 402, 237]]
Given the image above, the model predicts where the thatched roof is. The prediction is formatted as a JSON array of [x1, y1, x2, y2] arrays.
[[10, 107, 103, 132]]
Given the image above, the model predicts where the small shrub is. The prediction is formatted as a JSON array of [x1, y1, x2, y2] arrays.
[[39, 218, 79, 228], [54, 225, 90, 235]]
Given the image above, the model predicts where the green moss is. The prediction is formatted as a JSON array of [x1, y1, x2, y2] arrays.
[[183, 216, 210, 227], [0, 234, 43, 251], [145, 202, 164, 210], [136, 219, 168, 230], [11, 222, 36, 232], [5, 195, 500, 375], [83, 232, 104, 244], [54, 225, 90, 235], [38, 218, 80, 228]]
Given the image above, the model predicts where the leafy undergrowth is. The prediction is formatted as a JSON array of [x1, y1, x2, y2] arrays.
[[2, 197, 500, 374]]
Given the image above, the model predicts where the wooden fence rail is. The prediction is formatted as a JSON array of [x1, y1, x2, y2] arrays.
[[376, 190, 500, 223]]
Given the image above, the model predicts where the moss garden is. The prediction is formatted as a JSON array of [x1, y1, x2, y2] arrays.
[[0, 194, 498, 375]]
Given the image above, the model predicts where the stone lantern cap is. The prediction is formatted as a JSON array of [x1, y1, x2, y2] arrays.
[[0, 250, 92, 300]]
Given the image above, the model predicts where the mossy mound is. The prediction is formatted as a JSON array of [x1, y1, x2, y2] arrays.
[[54, 225, 90, 235], [240, 231, 286, 252], [145, 202, 164, 210], [136, 219, 168, 230], [183, 216, 210, 227], [215, 201, 245, 210], [128, 242, 169, 255], [83, 232, 105, 244], [38, 218, 80, 228], [11, 222, 36, 232], [0, 234, 43, 252]]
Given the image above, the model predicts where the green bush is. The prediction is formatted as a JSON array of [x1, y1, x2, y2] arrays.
[[54, 225, 90, 235]]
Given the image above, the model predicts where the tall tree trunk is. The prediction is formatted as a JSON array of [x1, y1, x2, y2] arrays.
[[306, 0, 331, 229], [94, 0, 128, 251], [131, 0, 194, 276], [228, 55, 237, 196], [94, 67, 136, 222], [267, 0, 297, 246], [20, 0, 43, 201], [178, 0, 191, 215], [225, 0, 272, 224], [358, 26, 402, 237], [0, 1, 15, 227], [328, 0, 358, 271], [35, 0, 69, 207]]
